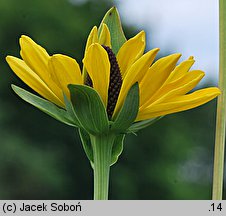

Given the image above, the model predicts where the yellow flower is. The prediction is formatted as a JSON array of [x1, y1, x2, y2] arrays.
[[6, 25, 220, 122]]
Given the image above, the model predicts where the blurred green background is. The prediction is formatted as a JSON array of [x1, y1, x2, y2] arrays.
[[0, 0, 225, 199]]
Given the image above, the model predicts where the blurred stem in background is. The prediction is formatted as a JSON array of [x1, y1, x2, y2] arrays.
[[212, 0, 226, 200]]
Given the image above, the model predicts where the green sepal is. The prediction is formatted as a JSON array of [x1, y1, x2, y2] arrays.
[[79, 129, 126, 167], [12, 85, 76, 127], [111, 83, 139, 133], [68, 84, 109, 135], [111, 133, 125, 166], [63, 94, 81, 127], [79, 128, 94, 168], [99, 6, 126, 54], [127, 116, 164, 133]]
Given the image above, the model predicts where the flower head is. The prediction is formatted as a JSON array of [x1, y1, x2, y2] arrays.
[[6, 25, 220, 124], [5, 7, 222, 201]]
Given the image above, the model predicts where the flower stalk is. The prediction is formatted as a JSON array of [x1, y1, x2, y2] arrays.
[[212, 0, 226, 200], [91, 134, 115, 200]]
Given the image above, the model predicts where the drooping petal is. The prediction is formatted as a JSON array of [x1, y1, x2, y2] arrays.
[[137, 87, 220, 121], [141, 70, 205, 109], [83, 43, 110, 106], [113, 48, 159, 116], [140, 53, 181, 108], [49, 54, 83, 98], [117, 31, 146, 78], [99, 23, 111, 47], [165, 56, 195, 84], [6, 56, 64, 107], [19, 35, 63, 100]]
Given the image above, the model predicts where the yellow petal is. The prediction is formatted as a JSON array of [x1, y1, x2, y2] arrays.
[[117, 31, 146, 78], [98, 23, 111, 47], [140, 53, 181, 108], [19, 35, 63, 100], [113, 48, 159, 116], [83, 43, 110, 106], [137, 87, 221, 121], [20, 35, 50, 82], [141, 70, 205, 109], [84, 26, 98, 53], [82, 26, 98, 83], [165, 56, 195, 84], [49, 54, 83, 98], [6, 56, 64, 107]]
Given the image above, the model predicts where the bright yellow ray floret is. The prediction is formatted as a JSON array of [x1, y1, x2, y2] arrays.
[[6, 26, 220, 122]]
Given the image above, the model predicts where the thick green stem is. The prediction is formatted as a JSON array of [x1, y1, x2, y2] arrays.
[[212, 0, 226, 200], [90, 134, 115, 200]]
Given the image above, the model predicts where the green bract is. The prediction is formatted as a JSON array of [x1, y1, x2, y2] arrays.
[[68, 82, 139, 166], [69, 84, 109, 135], [12, 85, 76, 127], [111, 82, 139, 132]]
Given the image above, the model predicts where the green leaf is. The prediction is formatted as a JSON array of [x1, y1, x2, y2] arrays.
[[99, 7, 126, 54], [127, 116, 164, 133], [79, 128, 94, 167], [111, 83, 139, 132], [68, 84, 109, 135], [111, 134, 125, 166], [12, 85, 76, 127]]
